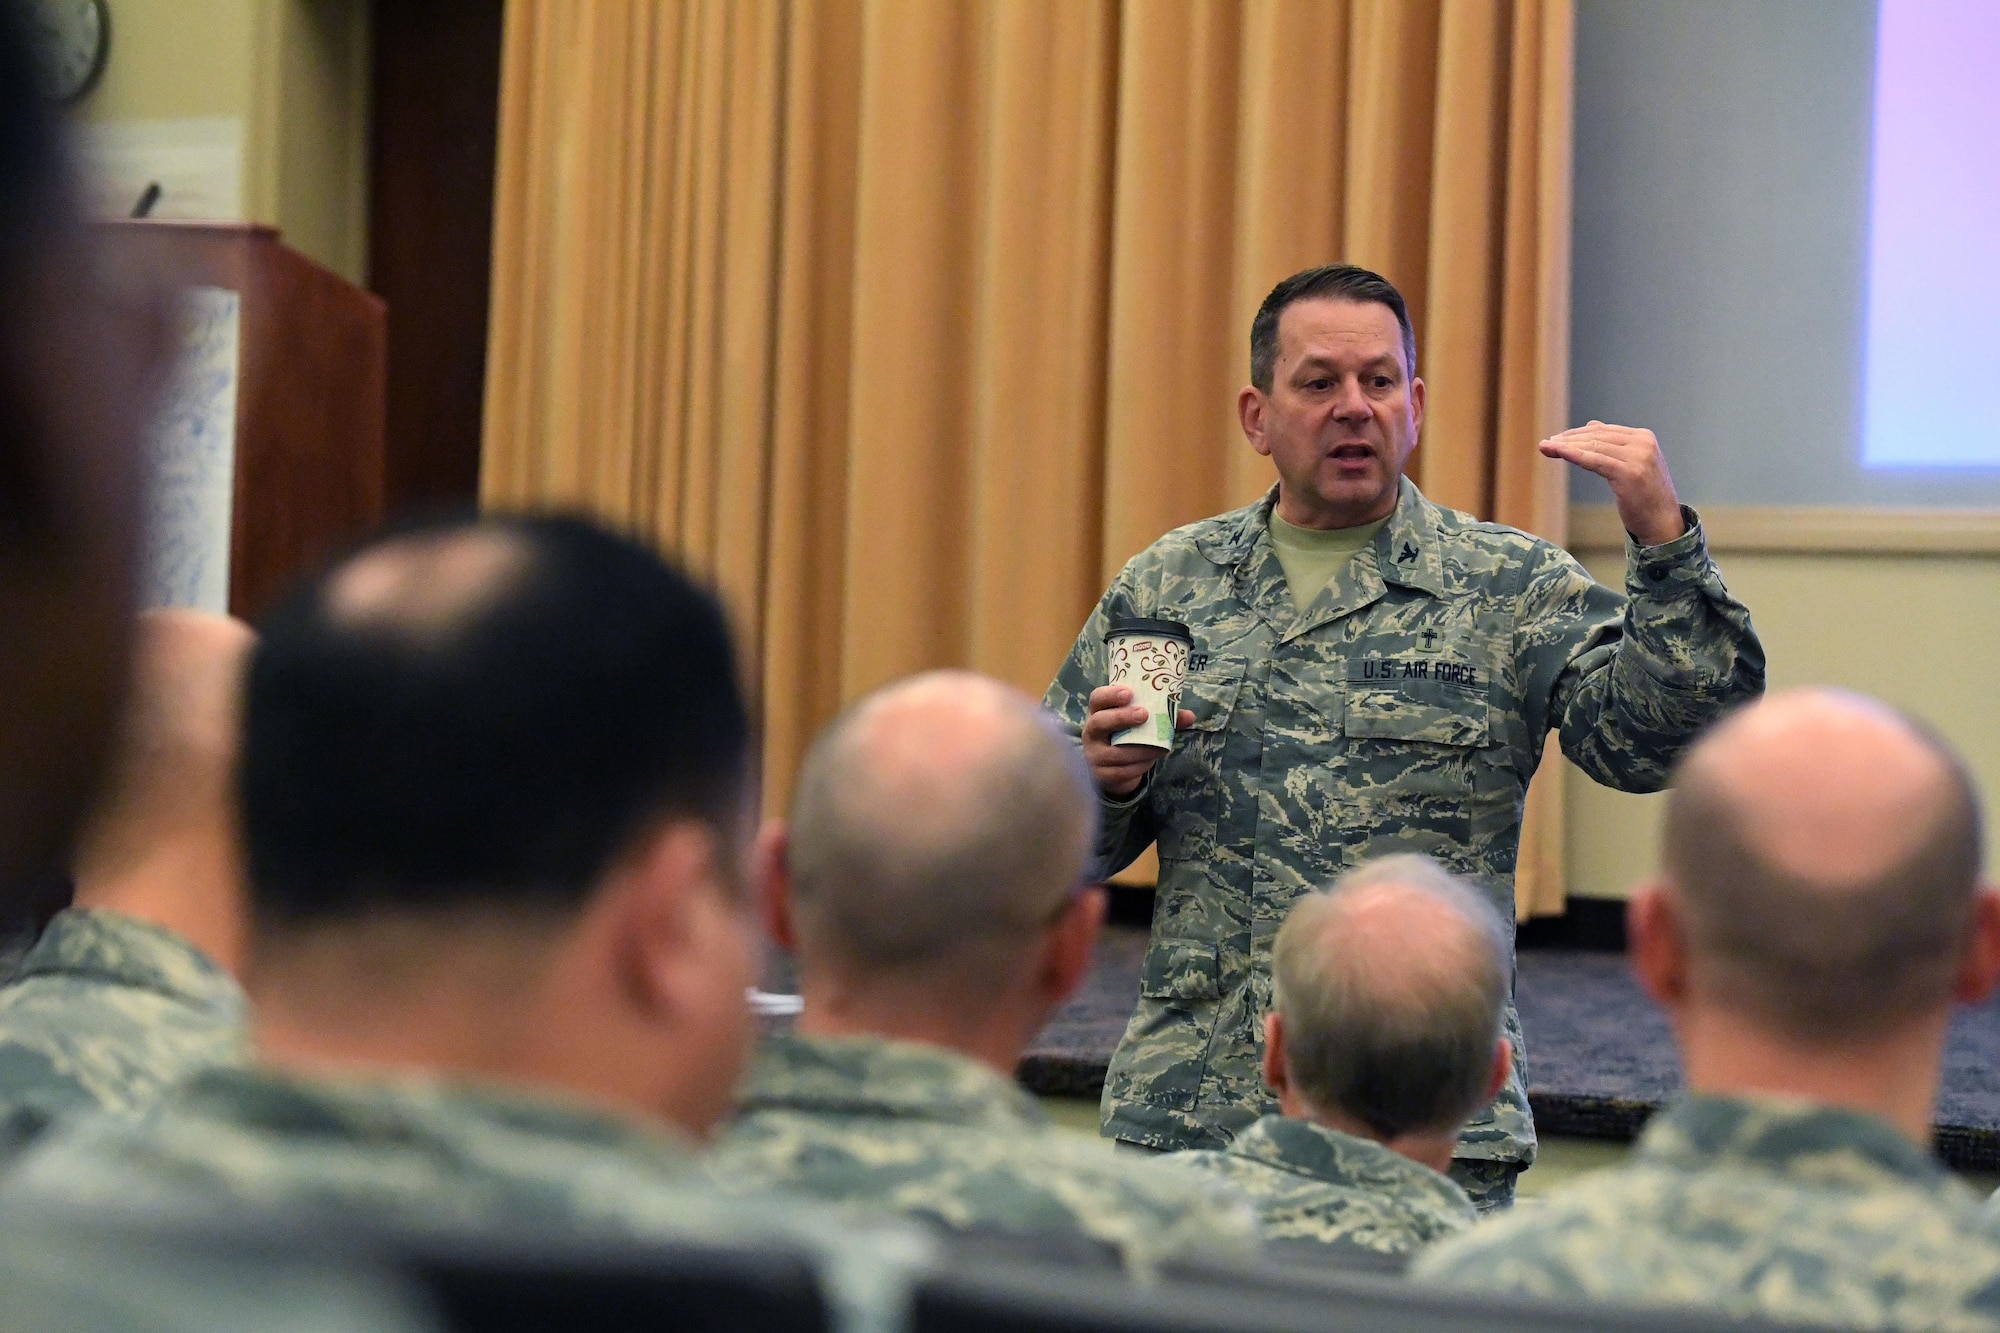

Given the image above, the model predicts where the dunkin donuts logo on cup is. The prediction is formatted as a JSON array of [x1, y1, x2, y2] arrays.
[[1105, 617, 1194, 751]]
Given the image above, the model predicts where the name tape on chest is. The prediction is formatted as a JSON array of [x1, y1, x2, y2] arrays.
[[1348, 656, 1481, 690]]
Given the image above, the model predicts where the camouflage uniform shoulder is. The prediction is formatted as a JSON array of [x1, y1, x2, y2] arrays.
[[0, 909, 247, 1161], [5, 1063, 709, 1228], [710, 1031, 1260, 1277], [1413, 1095, 2000, 1331], [1112, 497, 1270, 586], [9, 1063, 935, 1333], [1002, 1105, 1265, 1232], [1172, 1115, 1474, 1256], [983, 1104, 1267, 1269], [1394, 489, 1582, 604], [5, 908, 243, 1003], [732, 1027, 1038, 1129], [1423, 496, 1566, 561]]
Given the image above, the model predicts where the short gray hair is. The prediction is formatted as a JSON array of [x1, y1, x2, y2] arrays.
[[1272, 855, 1508, 1138], [1665, 698, 1983, 1043], [786, 672, 1097, 990]]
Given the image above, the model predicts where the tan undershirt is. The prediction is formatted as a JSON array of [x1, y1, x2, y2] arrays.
[[1267, 510, 1390, 613]]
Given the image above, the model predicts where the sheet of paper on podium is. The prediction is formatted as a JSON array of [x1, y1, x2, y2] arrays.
[[145, 286, 241, 612]]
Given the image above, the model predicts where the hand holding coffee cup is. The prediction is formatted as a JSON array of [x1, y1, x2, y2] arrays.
[[1083, 618, 1195, 797]]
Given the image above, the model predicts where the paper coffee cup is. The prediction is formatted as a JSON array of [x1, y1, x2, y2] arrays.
[[1105, 617, 1194, 750]]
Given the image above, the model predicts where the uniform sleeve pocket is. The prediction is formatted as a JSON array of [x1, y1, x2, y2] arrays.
[[1139, 936, 1220, 1004]]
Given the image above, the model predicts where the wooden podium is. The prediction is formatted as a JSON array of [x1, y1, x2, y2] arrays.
[[100, 221, 388, 619]]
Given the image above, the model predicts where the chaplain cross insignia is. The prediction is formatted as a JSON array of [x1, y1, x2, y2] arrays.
[[1419, 628, 1439, 650], [1397, 541, 1419, 564]]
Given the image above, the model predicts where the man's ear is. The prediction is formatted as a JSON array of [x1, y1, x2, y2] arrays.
[[1408, 373, 1426, 437], [1482, 1037, 1512, 1104], [1627, 881, 1689, 1013], [1035, 886, 1106, 1011], [1262, 1012, 1290, 1098], [1954, 887, 2000, 1005], [753, 819, 797, 954], [1238, 385, 1272, 456], [614, 821, 719, 1019]]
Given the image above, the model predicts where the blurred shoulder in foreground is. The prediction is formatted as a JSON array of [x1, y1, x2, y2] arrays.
[[0, 610, 255, 1161]]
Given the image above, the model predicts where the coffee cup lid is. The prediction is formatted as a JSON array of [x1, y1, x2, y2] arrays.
[[1106, 616, 1193, 645]]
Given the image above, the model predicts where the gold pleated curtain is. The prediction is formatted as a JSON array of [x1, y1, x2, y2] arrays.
[[483, 0, 1576, 917]]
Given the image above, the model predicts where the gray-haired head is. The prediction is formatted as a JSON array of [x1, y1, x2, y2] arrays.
[[786, 671, 1098, 994], [1272, 855, 1509, 1139], [1664, 688, 1984, 1044]]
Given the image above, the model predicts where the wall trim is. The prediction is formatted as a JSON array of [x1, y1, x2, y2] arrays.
[[1570, 504, 2000, 555]]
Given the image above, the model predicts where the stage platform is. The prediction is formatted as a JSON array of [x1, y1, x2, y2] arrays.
[[1019, 925, 2000, 1172]]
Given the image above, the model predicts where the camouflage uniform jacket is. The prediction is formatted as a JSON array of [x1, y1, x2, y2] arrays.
[[1044, 481, 1764, 1158], [1173, 1113, 1474, 1255], [0, 907, 247, 1161], [706, 1030, 1262, 1276], [5, 1064, 932, 1333], [1412, 1093, 2000, 1331]]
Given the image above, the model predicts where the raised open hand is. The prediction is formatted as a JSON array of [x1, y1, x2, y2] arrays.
[[1540, 421, 1685, 547]]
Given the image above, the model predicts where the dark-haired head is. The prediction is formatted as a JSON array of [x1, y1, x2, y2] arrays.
[[1250, 264, 1416, 393], [242, 513, 753, 926], [243, 513, 762, 1137]]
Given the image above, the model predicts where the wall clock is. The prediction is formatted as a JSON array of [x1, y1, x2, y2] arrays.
[[31, 0, 110, 104]]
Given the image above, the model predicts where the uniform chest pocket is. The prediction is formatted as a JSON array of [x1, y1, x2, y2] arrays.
[[1344, 684, 1490, 747], [1340, 668, 1490, 867], [1176, 656, 1245, 731], [1154, 656, 1245, 865]]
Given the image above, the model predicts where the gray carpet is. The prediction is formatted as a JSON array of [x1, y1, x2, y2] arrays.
[[1018, 927, 2000, 1171]]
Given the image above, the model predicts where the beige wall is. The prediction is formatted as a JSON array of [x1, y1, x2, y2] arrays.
[[1564, 547, 2000, 898], [84, 0, 260, 121], [78, 0, 370, 282]]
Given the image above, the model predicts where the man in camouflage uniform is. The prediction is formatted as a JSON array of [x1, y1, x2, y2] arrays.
[[1415, 690, 2000, 1329], [7, 517, 932, 1331], [710, 672, 1261, 1277], [1175, 855, 1504, 1259], [1046, 264, 1765, 1206], [0, 611, 254, 1160]]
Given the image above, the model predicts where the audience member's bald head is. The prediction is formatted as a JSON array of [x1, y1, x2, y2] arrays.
[[72, 610, 255, 890], [785, 671, 1097, 992], [1664, 689, 1983, 1043], [1273, 856, 1509, 1139]]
